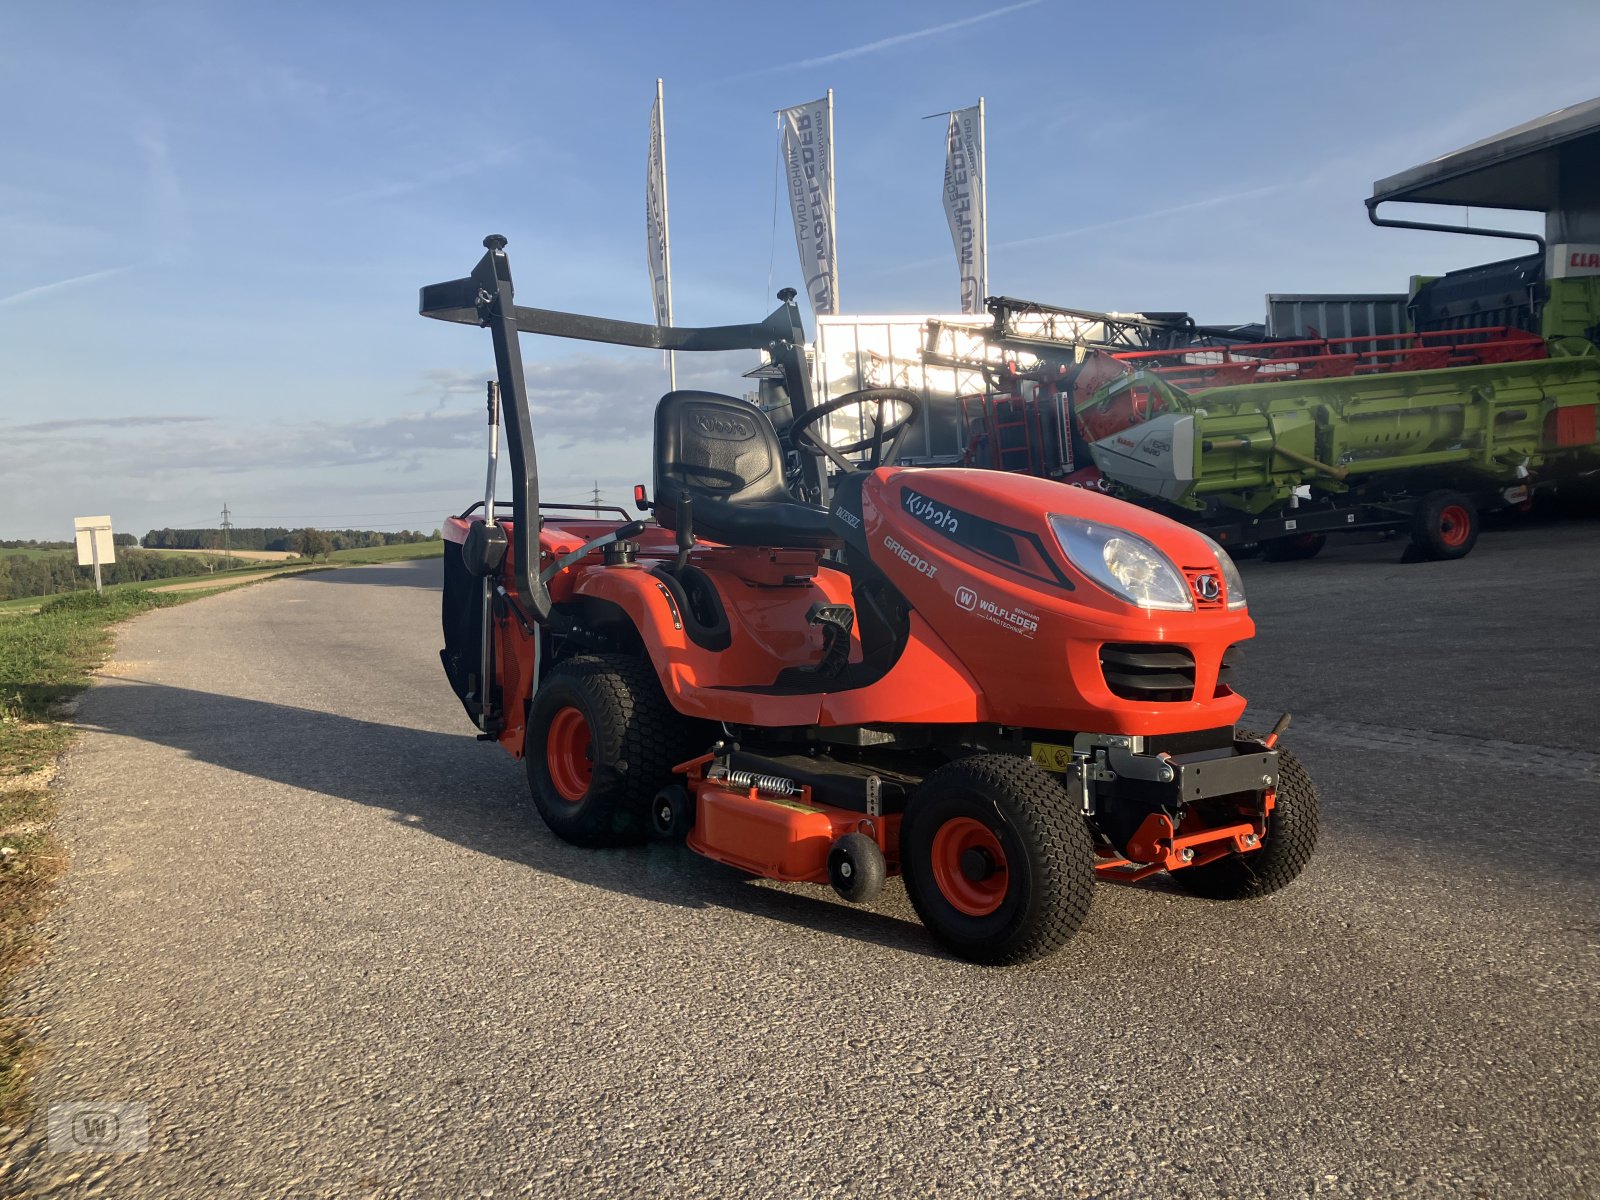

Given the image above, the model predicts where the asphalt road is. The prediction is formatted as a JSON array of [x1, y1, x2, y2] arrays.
[[9, 514, 1600, 1198]]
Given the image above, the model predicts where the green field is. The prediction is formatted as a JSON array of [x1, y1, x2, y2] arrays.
[[0, 542, 442, 616], [324, 539, 443, 564]]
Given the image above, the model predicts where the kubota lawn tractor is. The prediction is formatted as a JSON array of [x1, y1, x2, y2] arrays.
[[422, 237, 1318, 965]]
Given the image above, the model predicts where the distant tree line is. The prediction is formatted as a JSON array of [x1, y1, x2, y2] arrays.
[[141, 527, 439, 551], [0, 549, 235, 602], [0, 539, 72, 551], [0, 535, 137, 550]]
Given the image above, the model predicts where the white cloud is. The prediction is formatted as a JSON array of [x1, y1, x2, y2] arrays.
[[0, 266, 134, 308], [730, 0, 1047, 78]]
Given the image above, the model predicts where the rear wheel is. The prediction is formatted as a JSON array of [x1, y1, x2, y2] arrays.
[[1173, 745, 1319, 900], [526, 654, 688, 847], [901, 756, 1095, 965], [1409, 489, 1478, 560], [1260, 532, 1326, 562]]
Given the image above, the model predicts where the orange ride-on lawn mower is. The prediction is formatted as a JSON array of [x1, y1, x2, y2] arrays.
[[423, 237, 1318, 965]]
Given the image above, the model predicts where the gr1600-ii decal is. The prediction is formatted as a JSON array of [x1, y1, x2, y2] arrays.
[[900, 487, 1074, 591]]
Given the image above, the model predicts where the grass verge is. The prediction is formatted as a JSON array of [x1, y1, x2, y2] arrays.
[[0, 586, 232, 1124], [323, 540, 443, 564]]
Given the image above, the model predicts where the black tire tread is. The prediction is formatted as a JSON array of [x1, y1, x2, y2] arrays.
[[902, 754, 1096, 966], [1173, 743, 1319, 900], [526, 653, 691, 847]]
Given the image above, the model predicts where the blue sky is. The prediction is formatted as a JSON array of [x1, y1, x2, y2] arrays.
[[1, 0, 1595, 540]]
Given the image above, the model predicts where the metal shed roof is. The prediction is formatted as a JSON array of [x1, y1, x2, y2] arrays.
[[1368, 96, 1600, 211]]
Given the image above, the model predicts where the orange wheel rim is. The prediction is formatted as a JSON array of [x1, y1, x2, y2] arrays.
[[930, 816, 1009, 917], [1439, 503, 1471, 547], [545, 706, 593, 802]]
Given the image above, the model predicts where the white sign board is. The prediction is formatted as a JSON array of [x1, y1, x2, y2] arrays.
[[1550, 243, 1600, 278], [74, 516, 116, 568]]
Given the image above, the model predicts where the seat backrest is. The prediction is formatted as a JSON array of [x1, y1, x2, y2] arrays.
[[653, 391, 792, 512]]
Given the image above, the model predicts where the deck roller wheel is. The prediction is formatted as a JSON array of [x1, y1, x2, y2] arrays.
[[827, 833, 887, 903], [650, 784, 694, 840]]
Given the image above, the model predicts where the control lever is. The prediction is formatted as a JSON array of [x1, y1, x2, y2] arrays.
[[1263, 712, 1292, 748], [673, 493, 696, 572]]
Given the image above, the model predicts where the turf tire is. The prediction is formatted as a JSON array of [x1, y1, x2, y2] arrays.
[[526, 654, 689, 847], [1173, 743, 1319, 900], [901, 755, 1096, 966]]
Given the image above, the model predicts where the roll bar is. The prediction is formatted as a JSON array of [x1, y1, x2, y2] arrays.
[[420, 236, 818, 621]]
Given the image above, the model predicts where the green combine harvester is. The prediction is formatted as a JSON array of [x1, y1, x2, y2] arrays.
[[1067, 96, 1600, 561]]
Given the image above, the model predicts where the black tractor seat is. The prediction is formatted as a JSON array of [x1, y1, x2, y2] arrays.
[[653, 390, 839, 550]]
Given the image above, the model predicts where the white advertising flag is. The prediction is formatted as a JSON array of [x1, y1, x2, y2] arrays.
[[943, 102, 987, 314], [780, 93, 839, 315], [645, 79, 676, 388], [645, 81, 672, 329]]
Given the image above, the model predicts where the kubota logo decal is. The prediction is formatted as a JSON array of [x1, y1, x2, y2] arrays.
[[691, 411, 756, 440], [1194, 573, 1220, 602], [902, 488, 960, 534]]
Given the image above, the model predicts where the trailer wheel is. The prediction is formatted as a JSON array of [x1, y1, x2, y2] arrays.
[[1173, 744, 1319, 901], [1260, 532, 1325, 562], [1409, 490, 1478, 560], [901, 755, 1095, 965], [526, 654, 686, 847]]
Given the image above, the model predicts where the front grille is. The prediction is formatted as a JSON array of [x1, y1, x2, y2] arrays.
[[1181, 565, 1226, 609], [1100, 642, 1195, 701]]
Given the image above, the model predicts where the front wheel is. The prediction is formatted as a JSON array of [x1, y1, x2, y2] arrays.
[[1173, 744, 1319, 900], [900, 756, 1095, 965], [526, 654, 687, 847]]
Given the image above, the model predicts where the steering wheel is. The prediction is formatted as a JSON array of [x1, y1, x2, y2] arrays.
[[789, 388, 924, 474]]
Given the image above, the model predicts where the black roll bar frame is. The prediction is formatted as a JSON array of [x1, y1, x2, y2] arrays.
[[421, 236, 819, 622]]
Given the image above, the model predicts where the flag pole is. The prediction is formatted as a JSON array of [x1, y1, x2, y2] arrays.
[[977, 96, 989, 306], [826, 88, 839, 312], [657, 77, 677, 390]]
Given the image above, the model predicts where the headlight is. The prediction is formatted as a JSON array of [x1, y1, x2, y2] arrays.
[[1048, 515, 1192, 611], [1197, 532, 1248, 610]]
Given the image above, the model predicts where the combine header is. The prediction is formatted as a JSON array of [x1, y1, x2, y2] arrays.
[[936, 96, 1600, 561]]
